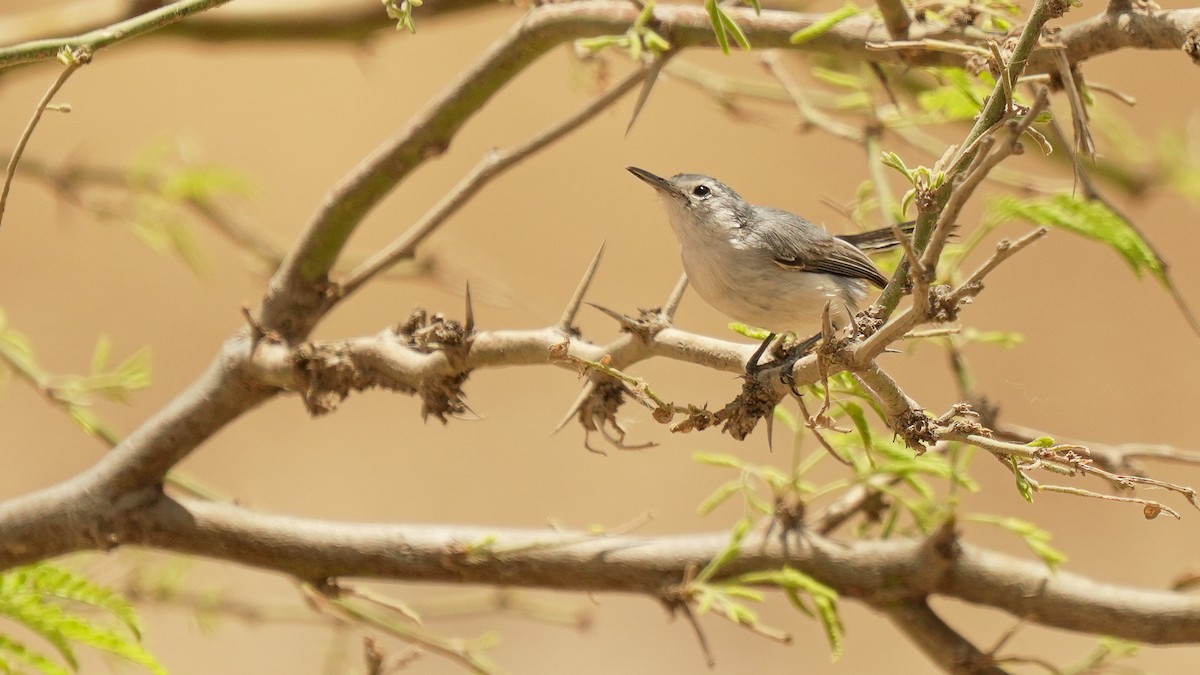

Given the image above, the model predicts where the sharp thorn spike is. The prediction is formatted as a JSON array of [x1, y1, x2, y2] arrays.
[[553, 380, 596, 435], [464, 280, 475, 335], [558, 243, 606, 331]]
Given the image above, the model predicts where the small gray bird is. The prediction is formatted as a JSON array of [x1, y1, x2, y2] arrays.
[[627, 167, 902, 368]]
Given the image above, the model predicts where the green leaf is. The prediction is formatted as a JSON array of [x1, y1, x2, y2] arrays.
[[382, 0, 420, 33], [704, 0, 750, 54], [0, 318, 39, 378], [757, 466, 792, 492], [790, 3, 859, 45], [810, 67, 864, 90], [736, 567, 839, 601], [880, 151, 914, 184], [575, 35, 628, 53], [693, 452, 744, 469], [0, 635, 69, 675], [989, 194, 1166, 284], [704, 0, 730, 54], [961, 328, 1024, 348], [160, 165, 253, 202], [1009, 456, 1035, 503], [1026, 436, 1055, 448], [716, 584, 765, 602], [916, 68, 990, 121], [718, 597, 759, 624], [879, 500, 901, 537], [63, 622, 166, 675], [783, 587, 815, 617], [814, 595, 844, 659], [1026, 538, 1069, 570], [696, 518, 751, 583], [89, 336, 111, 375], [697, 481, 742, 516], [968, 515, 1067, 569], [643, 30, 671, 53], [718, 10, 751, 50], [838, 401, 873, 452], [113, 348, 152, 392], [0, 590, 79, 668], [27, 564, 144, 639], [744, 489, 775, 516], [728, 322, 771, 340], [67, 404, 112, 439], [634, 0, 656, 28], [127, 198, 207, 275], [0, 563, 163, 674]]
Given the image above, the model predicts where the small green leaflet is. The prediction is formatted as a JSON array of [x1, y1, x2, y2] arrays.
[[1009, 456, 1035, 503], [705, 0, 751, 54], [968, 514, 1067, 569], [791, 4, 859, 45]]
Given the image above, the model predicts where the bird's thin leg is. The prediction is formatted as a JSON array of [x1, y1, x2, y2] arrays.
[[748, 331, 825, 377], [778, 332, 823, 395], [745, 332, 778, 374]]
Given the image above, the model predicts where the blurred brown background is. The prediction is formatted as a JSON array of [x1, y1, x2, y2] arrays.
[[1, 0, 1199, 672]]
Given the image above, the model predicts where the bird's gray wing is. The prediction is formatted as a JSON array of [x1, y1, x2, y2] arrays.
[[753, 209, 890, 288]]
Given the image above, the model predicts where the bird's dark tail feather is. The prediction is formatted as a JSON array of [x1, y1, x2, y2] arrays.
[[837, 221, 917, 252]]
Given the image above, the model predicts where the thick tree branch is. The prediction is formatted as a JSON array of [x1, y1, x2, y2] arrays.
[[86, 497, 1200, 646], [0, 333, 274, 566], [11, 490, 1200, 646], [883, 600, 1007, 675], [251, 324, 754, 396], [875, 0, 913, 40]]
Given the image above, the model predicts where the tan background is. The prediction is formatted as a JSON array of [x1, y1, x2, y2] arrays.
[[2, 0, 1199, 672]]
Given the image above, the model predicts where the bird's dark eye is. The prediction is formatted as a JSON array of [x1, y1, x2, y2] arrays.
[[692, 185, 711, 198]]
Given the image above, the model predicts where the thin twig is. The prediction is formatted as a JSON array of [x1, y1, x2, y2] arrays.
[[948, 227, 1050, 305], [338, 66, 649, 297], [1112, 444, 1200, 467], [1050, 43, 1095, 159], [853, 223, 1051, 370], [0, 56, 84, 229], [795, 394, 852, 466], [945, 429, 1194, 516], [1028, 480, 1181, 520], [920, 87, 1050, 272], [305, 584, 498, 673], [677, 599, 716, 668], [760, 51, 862, 143], [865, 38, 992, 57]]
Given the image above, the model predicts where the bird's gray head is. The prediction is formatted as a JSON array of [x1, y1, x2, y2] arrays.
[[626, 167, 755, 240]]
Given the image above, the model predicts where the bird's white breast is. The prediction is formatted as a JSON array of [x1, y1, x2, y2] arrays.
[[665, 204, 866, 333]]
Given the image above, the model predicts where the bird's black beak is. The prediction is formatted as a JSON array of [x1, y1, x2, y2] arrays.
[[626, 166, 673, 195]]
